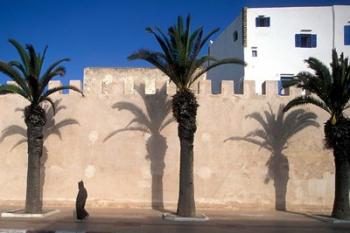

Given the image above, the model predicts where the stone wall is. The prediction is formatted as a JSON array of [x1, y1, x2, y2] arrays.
[[0, 67, 336, 211]]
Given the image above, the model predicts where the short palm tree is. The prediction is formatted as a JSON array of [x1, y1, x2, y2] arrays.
[[283, 49, 350, 219], [0, 39, 83, 213], [225, 104, 319, 210], [128, 15, 245, 217]]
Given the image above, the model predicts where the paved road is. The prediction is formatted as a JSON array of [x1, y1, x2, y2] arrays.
[[0, 208, 349, 233]]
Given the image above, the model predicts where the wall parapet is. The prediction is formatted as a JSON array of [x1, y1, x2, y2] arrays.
[[81, 67, 303, 98]]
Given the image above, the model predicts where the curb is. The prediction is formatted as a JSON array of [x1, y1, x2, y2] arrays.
[[162, 213, 209, 222], [1, 209, 60, 218], [305, 213, 350, 224]]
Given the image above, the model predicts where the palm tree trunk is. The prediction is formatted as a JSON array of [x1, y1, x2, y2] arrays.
[[332, 150, 350, 219], [24, 105, 46, 214], [172, 89, 198, 217], [325, 119, 350, 219], [177, 135, 195, 217]]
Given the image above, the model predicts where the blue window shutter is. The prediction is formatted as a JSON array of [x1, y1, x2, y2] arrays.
[[256, 17, 259, 27], [267, 18, 270, 27], [311, 34, 317, 48], [345, 25, 350, 45], [295, 34, 301, 47]]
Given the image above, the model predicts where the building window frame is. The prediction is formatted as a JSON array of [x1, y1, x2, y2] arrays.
[[278, 75, 294, 96], [345, 25, 350, 45], [256, 16, 270, 27], [295, 34, 317, 48]]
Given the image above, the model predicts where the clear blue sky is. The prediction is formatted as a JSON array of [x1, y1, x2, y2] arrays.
[[1, 0, 349, 84]]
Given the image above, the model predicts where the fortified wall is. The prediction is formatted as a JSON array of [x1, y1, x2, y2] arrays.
[[0, 68, 335, 211]]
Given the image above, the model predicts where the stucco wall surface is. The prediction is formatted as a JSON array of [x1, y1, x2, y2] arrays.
[[0, 68, 337, 211]]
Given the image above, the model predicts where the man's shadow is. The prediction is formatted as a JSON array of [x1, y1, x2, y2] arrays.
[[225, 104, 319, 211], [0, 99, 79, 210], [104, 83, 174, 211]]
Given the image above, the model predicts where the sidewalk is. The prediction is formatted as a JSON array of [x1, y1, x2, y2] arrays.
[[0, 207, 349, 233]]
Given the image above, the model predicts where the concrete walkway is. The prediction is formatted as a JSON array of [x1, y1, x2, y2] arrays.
[[0, 207, 349, 233]]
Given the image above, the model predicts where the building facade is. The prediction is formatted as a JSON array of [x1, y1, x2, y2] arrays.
[[208, 5, 350, 93]]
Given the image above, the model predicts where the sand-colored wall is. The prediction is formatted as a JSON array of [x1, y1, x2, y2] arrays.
[[0, 68, 335, 211]]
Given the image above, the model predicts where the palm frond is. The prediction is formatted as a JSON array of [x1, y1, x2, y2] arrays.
[[41, 85, 83, 99], [39, 59, 69, 94], [129, 15, 245, 90], [0, 61, 29, 94], [283, 95, 330, 113], [8, 39, 29, 73], [0, 84, 30, 100]]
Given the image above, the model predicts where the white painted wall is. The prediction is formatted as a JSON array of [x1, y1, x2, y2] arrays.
[[245, 6, 334, 93], [208, 5, 350, 94], [333, 5, 350, 56], [208, 11, 244, 93]]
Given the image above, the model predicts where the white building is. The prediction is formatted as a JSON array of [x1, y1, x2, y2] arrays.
[[208, 5, 350, 94]]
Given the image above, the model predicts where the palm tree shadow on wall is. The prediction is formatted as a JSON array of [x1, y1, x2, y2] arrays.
[[104, 84, 175, 211], [0, 99, 79, 210], [224, 104, 319, 211]]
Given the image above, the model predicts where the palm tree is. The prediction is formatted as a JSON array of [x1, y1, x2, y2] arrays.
[[0, 39, 83, 213], [283, 49, 350, 219], [104, 84, 174, 210], [0, 100, 79, 210], [225, 104, 319, 211], [128, 15, 245, 217]]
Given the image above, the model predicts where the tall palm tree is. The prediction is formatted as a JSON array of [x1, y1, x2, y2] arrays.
[[0, 39, 83, 213], [283, 49, 350, 219], [104, 84, 174, 210], [128, 15, 245, 217], [0, 100, 79, 210], [225, 104, 319, 211]]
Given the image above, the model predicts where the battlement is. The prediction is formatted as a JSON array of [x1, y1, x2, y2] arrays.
[[2, 68, 302, 99], [83, 67, 302, 98], [9, 67, 299, 98]]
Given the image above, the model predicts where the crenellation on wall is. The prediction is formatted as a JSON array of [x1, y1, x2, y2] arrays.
[[262, 81, 279, 98], [69, 80, 82, 95], [144, 79, 156, 95], [220, 80, 234, 96], [81, 68, 307, 98], [243, 80, 256, 98], [48, 80, 63, 96], [124, 77, 134, 96], [198, 80, 212, 96]]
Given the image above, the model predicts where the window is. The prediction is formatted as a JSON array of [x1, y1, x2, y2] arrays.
[[256, 16, 270, 27], [278, 76, 294, 96], [345, 25, 350, 45], [252, 49, 257, 57], [233, 31, 238, 42], [295, 34, 317, 48]]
